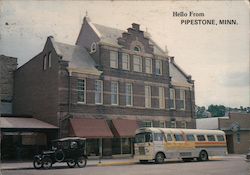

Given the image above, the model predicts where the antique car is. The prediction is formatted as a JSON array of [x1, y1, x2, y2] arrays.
[[33, 137, 87, 169]]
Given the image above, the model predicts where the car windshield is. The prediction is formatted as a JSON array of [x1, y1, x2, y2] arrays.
[[135, 132, 153, 143]]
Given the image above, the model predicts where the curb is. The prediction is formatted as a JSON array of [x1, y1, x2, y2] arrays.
[[97, 161, 137, 167]]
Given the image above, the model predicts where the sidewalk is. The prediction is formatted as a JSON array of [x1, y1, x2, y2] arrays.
[[0, 158, 137, 170]]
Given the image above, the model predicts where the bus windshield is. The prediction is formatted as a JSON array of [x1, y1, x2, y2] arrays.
[[135, 132, 153, 143]]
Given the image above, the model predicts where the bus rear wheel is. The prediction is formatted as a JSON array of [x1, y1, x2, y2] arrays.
[[198, 150, 208, 161], [155, 153, 165, 164]]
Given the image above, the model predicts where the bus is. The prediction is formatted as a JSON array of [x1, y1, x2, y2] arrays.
[[134, 127, 227, 163]]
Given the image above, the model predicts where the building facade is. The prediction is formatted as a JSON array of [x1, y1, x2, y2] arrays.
[[13, 17, 195, 157]]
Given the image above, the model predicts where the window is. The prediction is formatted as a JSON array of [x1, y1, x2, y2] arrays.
[[159, 121, 165, 128], [236, 132, 240, 143], [169, 88, 176, 109], [142, 121, 152, 127], [125, 83, 133, 106], [155, 60, 162, 75], [197, 135, 206, 141], [91, 42, 97, 53], [181, 121, 187, 128], [159, 87, 165, 109], [134, 46, 141, 52], [170, 121, 176, 128], [174, 134, 184, 141], [180, 89, 185, 110], [95, 80, 103, 104], [111, 81, 118, 105], [48, 52, 52, 68], [77, 79, 85, 103], [43, 55, 47, 70], [145, 58, 152, 74], [154, 133, 164, 141], [216, 135, 225, 142], [122, 53, 130, 70], [167, 134, 173, 141], [186, 134, 195, 141], [133, 55, 142, 72], [207, 135, 216, 142], [145, 86, 151, 108], [110, 51, 118, 68]]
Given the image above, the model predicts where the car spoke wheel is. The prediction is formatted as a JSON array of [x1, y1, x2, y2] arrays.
[[77, 156, 87, 168], [67, 159, 76, 168], [33, 158, 42, 169], [198, 150, 208, 161], [42, 157, 53, 169], [155, 153, 165, 164]]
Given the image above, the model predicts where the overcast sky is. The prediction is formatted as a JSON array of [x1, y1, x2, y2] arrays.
[[0, 1, 249, 108]]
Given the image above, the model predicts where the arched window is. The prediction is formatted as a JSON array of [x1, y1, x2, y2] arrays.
[[91, 42, 97, 53], [134, 46, 141, 52]]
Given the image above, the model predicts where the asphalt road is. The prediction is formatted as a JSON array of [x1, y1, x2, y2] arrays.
[[1, 155, 249, 175]]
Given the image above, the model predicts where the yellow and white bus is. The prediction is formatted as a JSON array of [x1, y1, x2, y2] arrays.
[[134, 127, 227, 163]]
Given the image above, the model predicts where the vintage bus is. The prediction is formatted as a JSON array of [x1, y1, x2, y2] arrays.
[[134, 127, 227, 163]]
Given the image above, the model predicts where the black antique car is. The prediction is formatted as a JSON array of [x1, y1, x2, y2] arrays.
[[33, 137, 87, 169]]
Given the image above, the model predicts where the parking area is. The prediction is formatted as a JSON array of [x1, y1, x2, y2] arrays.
[[1, 155, 249, 175]]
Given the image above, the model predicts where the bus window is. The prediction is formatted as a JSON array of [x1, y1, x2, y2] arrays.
[[174, 134, 184, 141], [153, 133, 164, 141], [186, 134, 195, 141], [166, 134, 173, 141], [197, 135, 206, 141], [207, 135, 216, 141], [135, 132, 153, 143], [216, 135, 225, 142]]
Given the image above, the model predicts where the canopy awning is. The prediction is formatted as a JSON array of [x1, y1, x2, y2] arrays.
[[0, 117, 58, 129], [69, 118, 113, 138], [111, 119, 139, 137]]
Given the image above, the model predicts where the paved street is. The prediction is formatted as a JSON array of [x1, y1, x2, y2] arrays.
[[1, 155, 249, 175]]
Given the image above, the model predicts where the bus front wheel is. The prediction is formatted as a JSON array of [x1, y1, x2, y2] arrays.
[[198, 150, 208, 161], [155, 152, 165, 164]]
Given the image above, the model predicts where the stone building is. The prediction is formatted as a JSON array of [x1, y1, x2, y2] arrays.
[[13, 17, 195, 157]]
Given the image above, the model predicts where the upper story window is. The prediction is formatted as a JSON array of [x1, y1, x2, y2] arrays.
[[155, 60, 162, 75], [181, 121, 187, 128], [111, 81, 119, 105], [95, 80, 103, 104], [122, 53, 130, 70], [133, 55, 142, 72], [91, 42, 97, 53], [145, 58, 152, 74], [145, 85, 151, 108], [142, 121, 152, 127], [43, 55, 47, 70], [110, 51, 118, 69], [159, 121, 165, 128], [134, 46, 141, 52], [159, 87, 165, 109], [48, 52, 52, 68], [180, 89, 186, 110], [77, 79, 86, 103], [170, 121, 176, 128], [125, 83, 133, 106], [169, 88, 176, 109]]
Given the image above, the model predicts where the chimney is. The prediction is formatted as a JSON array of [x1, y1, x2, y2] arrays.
[[132, 23, 140, 31]]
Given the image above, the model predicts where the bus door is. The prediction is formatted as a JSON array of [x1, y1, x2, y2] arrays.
[[153, 132, 165, 153]]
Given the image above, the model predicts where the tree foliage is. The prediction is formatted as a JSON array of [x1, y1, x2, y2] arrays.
[[207, 104, 226, 117]]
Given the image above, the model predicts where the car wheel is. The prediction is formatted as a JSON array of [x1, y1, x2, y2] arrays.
[[42, 157, 53, 169], [198, 150, 208, 161], [67, 159, 76, 168], [55, 150, 64, 162], [155, 152, 165, 164], [77, 156, 87, 168], [33, 158, 42, 169]]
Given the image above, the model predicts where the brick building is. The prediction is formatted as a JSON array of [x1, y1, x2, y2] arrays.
[[13, 17, 195, 157]]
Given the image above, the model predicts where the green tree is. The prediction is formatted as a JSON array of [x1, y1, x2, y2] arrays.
[[207, 104, 226, 117]]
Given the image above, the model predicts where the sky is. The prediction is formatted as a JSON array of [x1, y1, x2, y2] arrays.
[[0, 0, 249, 108]]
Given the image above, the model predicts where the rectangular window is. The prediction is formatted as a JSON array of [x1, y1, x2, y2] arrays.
[[236, 133, 240, 143], [43, 55, 47, 70], [111, 81, 118, 105], [180, 89, 185, 110], [77, 79, 85, 103], [181, 121, 187, 128], [167, 134, 173, 141], [159, 121, 165, 128], [110, 51, 118, 68], [48, 52, 52, 68], [170, 88, 176, 109], [155, 60, 162, 75], [145, 86, 151, 108], [174, 134, 184, 141], [197, 135, 206, 141], [95, 80, 103, 104], [207, 135, 216, 142], [142, 121, 152, 127], [133, 55, 142, 72], [216, 135, 225, 142], [145, 58, 152, 74], [122, 53, 130, 70], [125, 83, 133, 106], [159, 87, 165, 109], [153, 133, 164, 141], [170, 121, 176, 128], [186, 134, 195, 141]]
